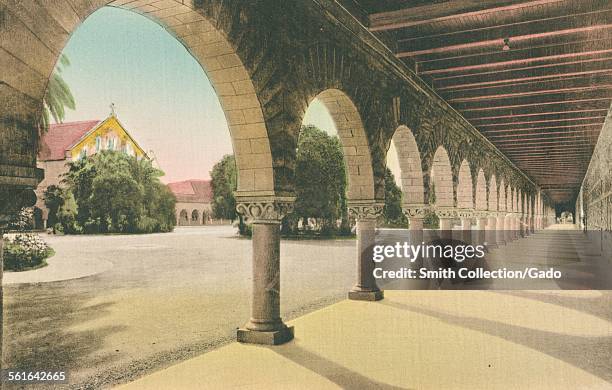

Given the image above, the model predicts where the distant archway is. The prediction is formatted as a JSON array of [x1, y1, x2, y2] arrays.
[[475, 169, 487, 211], [430, 147, 453, 208], [457, 160, 473, 209], [306, 89, 375, 201], [391, 125, 424, 204]]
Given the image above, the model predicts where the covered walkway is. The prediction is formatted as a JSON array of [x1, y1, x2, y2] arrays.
[[118, 225, 612, 389]]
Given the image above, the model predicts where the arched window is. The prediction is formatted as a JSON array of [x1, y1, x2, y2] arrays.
[[191, 209, 199, 222]]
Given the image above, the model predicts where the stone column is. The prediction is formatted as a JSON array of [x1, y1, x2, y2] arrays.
[[235, 196, 295, 345], [496, 214, 506, 246], [530, 215, 536, 233], [486, 214, 497, 247], [435, 208, 455, 240], [403, 204, 427, 247], [504, 214, 514, 243], [348, 201, 384, 301], [457, 209, 473, 244], [513, 214, 520, 240], [475, 213, 488, 245]]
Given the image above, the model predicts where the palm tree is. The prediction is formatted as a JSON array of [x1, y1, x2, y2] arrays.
[[40, 54, 76, 132]]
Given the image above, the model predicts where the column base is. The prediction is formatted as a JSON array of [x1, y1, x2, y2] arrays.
[[237, 325, 294, 345], [348, 289, 384, 301]]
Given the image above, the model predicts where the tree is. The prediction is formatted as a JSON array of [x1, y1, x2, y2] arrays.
[[43, 185, 65, 228], [59, 151, 176, 234], [210, 154, 237, 220], [41, 54, 75, 131], [293, 125, 347, 235], [382, 168, 408, 227]]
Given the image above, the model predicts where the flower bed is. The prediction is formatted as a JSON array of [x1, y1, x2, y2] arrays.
[[2, 234, 54, 272]]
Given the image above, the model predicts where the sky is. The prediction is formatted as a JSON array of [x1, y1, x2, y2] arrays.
[[60, 6, 400, 184]]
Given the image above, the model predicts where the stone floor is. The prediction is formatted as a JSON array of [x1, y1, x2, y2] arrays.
[[117, 225, 612, 389]]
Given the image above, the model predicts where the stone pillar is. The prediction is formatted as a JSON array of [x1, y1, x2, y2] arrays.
[[435, 208, 455, 240], [513, 214, 520, 240], [530, 215, 536, 233], [475, 214, 488, 245], [235, 197, 295, 345], [504, 214, 514, 243], [403, 204, 427, 247], [486, 214, 497, 247], [348, 201, 384, 301], [457, 209, 473, 244], [496, 214, 506, 245]]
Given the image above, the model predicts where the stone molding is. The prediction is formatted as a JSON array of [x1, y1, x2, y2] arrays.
[[348, 201, 384, 221], [402, 203, 429, 219], [235, 196, 295, 224], [456, 208, 474, 218], [434, 207, 456, 219]]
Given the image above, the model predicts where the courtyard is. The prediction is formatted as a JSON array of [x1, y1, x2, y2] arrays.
[[3, 226, 356, 388]]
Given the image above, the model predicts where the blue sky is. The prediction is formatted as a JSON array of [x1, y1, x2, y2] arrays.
[[60, 6, 337, 183], [60, 6, 401, 184]]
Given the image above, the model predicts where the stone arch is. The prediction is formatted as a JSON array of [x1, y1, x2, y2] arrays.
[[307, 89, 375, 201], [489, 174, 498, 211], [475, 169, 487, 211], [498, 179, 507, 212], [179, 209, 188, 225], [0, 0, 276, 198], [391, 125, 424, 204], [191, 209, 200, 223], [430, 146, 454, 208], [456, 160, 473, 209]]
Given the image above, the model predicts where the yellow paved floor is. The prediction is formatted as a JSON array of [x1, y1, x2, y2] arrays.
[[117, 290, 611, 389]]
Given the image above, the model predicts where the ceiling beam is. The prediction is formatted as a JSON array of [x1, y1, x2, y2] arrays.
[[443, 75, 612, 101], [462, 100, 612, 118], [435, 58, 612, 90], [417, 37, 612, 73], [368, 0, 556, 32], [465, 108, 609, 121], [397, 14, 612, 57]]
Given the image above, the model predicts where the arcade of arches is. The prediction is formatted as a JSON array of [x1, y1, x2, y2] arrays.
[[0, 0, 609, 349]]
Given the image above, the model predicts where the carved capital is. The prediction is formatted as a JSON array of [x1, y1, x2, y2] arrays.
[[434, 207, 456, 219], [456, 208, 474, 218], [348, 201, 384, 221], [402, 203, 429, 219], [235, 196, 295, 224]]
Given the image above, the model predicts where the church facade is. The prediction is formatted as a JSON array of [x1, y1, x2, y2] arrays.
[[36, 114, 147, 228]]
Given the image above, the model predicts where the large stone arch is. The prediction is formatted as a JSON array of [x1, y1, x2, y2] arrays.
[[306, 89, 375, 201], [391, 125, 424, 205], [475, 169, 487, 211], [1, 0, 277, 198], [430, 146, 453, 208], [457, 160, 473, 209], [489, 174, 498, 212]]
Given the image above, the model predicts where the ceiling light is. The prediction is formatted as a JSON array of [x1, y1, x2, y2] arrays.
[[502, 38, 510, 51]]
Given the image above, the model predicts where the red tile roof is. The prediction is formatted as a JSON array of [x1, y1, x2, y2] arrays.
[[38, 120, 101, 161], [168, 179, 213, 203]]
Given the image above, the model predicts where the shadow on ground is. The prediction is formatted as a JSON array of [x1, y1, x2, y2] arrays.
[[381, 298, 612, 384], [2, 282, 125, 389]]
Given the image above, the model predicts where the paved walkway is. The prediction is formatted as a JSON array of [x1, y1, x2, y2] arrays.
[[117, 225, 612, 389], [118, 289, 612, 389]]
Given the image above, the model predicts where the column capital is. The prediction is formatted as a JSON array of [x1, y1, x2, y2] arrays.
[[456, 208, 474, 218], [434, 207, 456, 219], [402, 203, 429, 219], [348, 200, 384, 221], [235, 196, 295, 224]]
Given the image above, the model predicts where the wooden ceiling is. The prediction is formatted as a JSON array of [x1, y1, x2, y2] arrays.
[[342, 0, 612, 204]]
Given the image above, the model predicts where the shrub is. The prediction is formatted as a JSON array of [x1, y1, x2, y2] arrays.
[[3, 234, 53, 271]]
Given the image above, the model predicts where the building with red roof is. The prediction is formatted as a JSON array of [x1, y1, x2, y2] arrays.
[[167, 179, 221, 226], [35, 113, 146, 228]]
